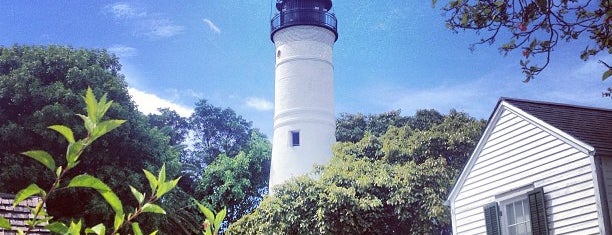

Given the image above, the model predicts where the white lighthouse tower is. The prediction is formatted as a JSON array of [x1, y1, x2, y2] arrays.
[[268, 0, 338, 191]]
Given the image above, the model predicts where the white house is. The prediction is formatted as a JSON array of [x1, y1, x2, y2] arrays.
[[446, 98, 612, 235]]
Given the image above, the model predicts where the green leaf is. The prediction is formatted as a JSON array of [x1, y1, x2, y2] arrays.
[[56, 166, 63, 178], [529, 39, 537, 49], [155, 177, 180, 198], [66, 140, 85, 169], [149, 230, 158, 235], [21, 150, 56, 172], [132, 222, 143, 235], [0, 216, 11, 229], [96, 93, 112, 120], [91, 119, 126, 142], [67, 220, 83, 235], [168, 177, 181, 190], [205, 223, 212, 235], [141, 203, 166, 214], [603, 69, 612, 81], [46, 222, 69, 234], [48, 125, 75, 143], [143, 169, 158, 195], [68, 174, 123, 215], [460, 12, 468, 26], [494, 0, 504, 6], [195, 201, 215, 223], [84, 87, 98, 123], [214, 207, 227, 234], [157, 164, 166, 186], [76, 114, 94, 135], [130, 186, 145, 204], [113, 213, 124, 232], [13, 184, 45, 207], [155, 183, 168, 198], [84, 223, 106, 235]]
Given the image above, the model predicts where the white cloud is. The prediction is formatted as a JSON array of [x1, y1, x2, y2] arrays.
[[128, 87, 193, 117], [245, 97, 274, 111], [359, 56, 612, 120], [104, 3, 183, 39], [108, 45, 137, 58], [106, 3, 146, 19], [146, 19, 185, 38], [202, 18, 221, 34], [187, 89, 204, 99]]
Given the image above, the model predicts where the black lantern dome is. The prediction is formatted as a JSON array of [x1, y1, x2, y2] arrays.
[[270, 0, 338, 41]]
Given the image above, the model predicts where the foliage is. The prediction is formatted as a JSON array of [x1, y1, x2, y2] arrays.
[[336, 109, 446, 142], [336, 110, 407, 143], [228, 110, 486, 234], [148, 108, 189, 146], [0, 88, 180, 235], [187, 100, 252, 171], [433, 0, 611, 83], [195, 131, 271, 225], [194, 201, 227, 235], [173, 99, 271, 227], [0, 45, 191, 233]]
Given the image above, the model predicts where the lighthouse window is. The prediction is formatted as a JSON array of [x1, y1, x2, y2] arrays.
[[291, 131, 300, 146]]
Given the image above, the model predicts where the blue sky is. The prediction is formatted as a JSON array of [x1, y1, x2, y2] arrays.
[[2, 1, 610, 138]]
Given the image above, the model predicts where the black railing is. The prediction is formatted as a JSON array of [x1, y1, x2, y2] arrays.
[[270, 9, 338, 41]]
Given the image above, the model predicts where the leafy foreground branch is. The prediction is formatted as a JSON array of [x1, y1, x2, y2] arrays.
[[434, 0, 611, 84], [0, 88, 225, 235]]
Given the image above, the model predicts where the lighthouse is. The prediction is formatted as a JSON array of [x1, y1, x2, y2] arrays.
[[268, 0, 338, 191]]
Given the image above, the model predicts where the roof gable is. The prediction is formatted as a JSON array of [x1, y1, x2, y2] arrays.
[[503, 98, 612, 157], [446, 98, 607, 205]]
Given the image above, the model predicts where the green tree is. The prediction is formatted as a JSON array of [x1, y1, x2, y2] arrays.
[[434, 0, 611, 83], [228, 155, 454, 234], [336, 110, 407, 143], [229, 110, 485, 234], [196, 131, 271, 224], [158, 99, 271, 229], [148, 108, 189, 146], [0, 45, 191, 233], [185, 100, 252, 180]]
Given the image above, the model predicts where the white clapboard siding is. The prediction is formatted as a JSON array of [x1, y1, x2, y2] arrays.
[[453, 108, 599, 235], [602, 157, 612, 229]]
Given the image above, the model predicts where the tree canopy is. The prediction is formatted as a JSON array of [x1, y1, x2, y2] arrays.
[[434, 0, 611, 85], [0, 45, 193, 233], [0, 45, 273, 234], [147, 100, 272, 227], [228, 109, 486, 234]]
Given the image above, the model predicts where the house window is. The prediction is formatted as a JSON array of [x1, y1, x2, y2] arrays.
[[291, 131, 300, 146], [484, 187, 548, 235], [502, 197, 531, 235]]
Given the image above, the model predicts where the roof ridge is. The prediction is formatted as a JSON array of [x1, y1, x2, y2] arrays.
[[500, 97, 612, 113]]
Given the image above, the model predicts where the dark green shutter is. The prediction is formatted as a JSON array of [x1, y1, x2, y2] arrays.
[[528, 187, 548, 235], [483, 202, 501, 235]]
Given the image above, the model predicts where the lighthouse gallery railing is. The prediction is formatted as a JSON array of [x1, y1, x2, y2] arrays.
[[270, 9, 338, 39]]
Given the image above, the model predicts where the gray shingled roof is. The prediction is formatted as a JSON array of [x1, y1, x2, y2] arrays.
[[502, 98, 612, 157], [0, 193, 50, 235]]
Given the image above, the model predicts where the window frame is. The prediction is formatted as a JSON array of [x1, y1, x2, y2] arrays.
[[484, 186, 548, 235], [290, 130, 300, 147], [499, 195, 532, 235]]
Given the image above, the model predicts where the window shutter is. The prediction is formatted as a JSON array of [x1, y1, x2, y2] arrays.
[[528, 187, 548, 235], [483, 202, 501, 235]]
